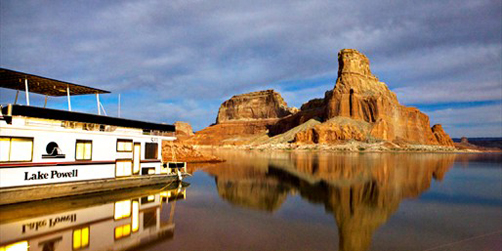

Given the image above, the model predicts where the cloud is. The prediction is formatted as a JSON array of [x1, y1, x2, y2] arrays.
[[279, 84, 333, 108], [394, 79, 502, 105], [428, 104, 502, 137], [1, 0, 501, 134]]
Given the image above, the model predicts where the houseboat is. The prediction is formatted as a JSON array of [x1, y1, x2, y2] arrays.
[[0, 68, 187, 205], [0, 183, 188, 250]]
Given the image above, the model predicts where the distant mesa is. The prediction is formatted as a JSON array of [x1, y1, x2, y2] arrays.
[[454, 136, 502, 151], [186, 49, 455, 148]]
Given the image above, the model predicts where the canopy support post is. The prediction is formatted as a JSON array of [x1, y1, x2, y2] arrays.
[[100, 102, 107, 116], [14, 90, 19, 104], [44, 95, 48, 108], [67, 86, 72, 111], [96, 93, 101, 115], [24, 78, 30, 106]]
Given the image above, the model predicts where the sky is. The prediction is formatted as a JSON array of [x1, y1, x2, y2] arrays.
[[0, 0, 501, 137]]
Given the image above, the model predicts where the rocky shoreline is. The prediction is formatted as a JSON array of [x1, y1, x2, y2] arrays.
[[172, 49, 500, 157], [186, 49, 455, 149], [192, 143, 480, 153]]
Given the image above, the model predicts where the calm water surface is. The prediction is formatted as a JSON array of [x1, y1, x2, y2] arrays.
[[1, 150, 500, 251]]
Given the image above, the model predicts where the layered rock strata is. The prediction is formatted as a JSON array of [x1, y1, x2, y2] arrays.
[[185, 119, 277, 146], [431, 124, 454, 146], [274, 49, 453, 146], [162, 141, 223, 163], [188, 90, 297, 145], [322, 49, 445, 145], [217, 90, 297, 123], [190, 49, 454, 147]]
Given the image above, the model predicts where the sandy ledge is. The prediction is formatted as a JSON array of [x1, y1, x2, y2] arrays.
[[191, 141, 499, 153]]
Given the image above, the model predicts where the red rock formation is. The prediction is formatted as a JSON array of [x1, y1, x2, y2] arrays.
[[189, 49, 454, 147], [174, 121, 194, 142], [431, 124, 454, 146], [189, 90, 297, 145], [454, 137, 502, 152], [162, 141, 223, 163], [294, 117, 370, 144], [291, 49, 453, 146], [185, 120, 277, 146], [175, 121, 194, 137], [318, 49, 443, 145], [216, 90, 297, 123], [268, 96, 327, 136]]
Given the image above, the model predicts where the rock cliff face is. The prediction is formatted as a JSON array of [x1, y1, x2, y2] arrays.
[[290, 49, 453, 146], [185, 119, 276, 146], [216, 90, 297, 123], [431, 124, 454, 146], [320, 49, 442, 145], [189, 48, 454, 147], [188, 90, 297, 145], [294, 117, 370, 144]]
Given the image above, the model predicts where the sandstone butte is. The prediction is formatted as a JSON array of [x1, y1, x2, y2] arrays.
[[185, 49, 455, 148]]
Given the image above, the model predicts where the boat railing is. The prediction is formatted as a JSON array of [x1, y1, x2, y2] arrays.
[[143, 130, 176, 137]]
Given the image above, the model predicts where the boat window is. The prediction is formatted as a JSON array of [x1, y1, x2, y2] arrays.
[[75, 140, 92, 160], [114, 200, 132, 220], [0, 137, 33, 162], [114, 224, 132, 240], [132, 201, 139, 232], [117, 139, 133, 152], [116, 159, 132, 177], [145, 143, 158, 159], [0, 241, 29, 251], [73, 226, 89, 250]]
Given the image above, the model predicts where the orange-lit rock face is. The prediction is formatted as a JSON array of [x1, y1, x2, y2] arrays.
[[162, 141, 222, 163], [216, 90, 296, 123], [190, 49, 454, 147], [268, 97, 327, 136], [432, 124, 455, 146], [189, 90, 297, 145], [174, 121, 194, 137], [297, 49, 452, 146], [185, 119, 276, 145], [294, 117, 370, 144]]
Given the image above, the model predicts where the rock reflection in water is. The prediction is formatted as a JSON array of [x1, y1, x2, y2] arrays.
[[203, 151, 456, 251], [0, 182, 188, 251]]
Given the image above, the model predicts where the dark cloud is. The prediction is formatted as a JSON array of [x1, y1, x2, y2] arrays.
[[1, 0, 501, 135]]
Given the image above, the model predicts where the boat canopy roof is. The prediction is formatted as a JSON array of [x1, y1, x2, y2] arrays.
[[0, 68, 110, 96], [2, 104, 176, 132]]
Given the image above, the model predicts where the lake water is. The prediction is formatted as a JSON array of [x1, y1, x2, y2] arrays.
[[0, 150, 500, 251]]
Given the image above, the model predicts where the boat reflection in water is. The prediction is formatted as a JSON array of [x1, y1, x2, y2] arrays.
[[0, 182, 188, 251], [203, 151, 457, 251]]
